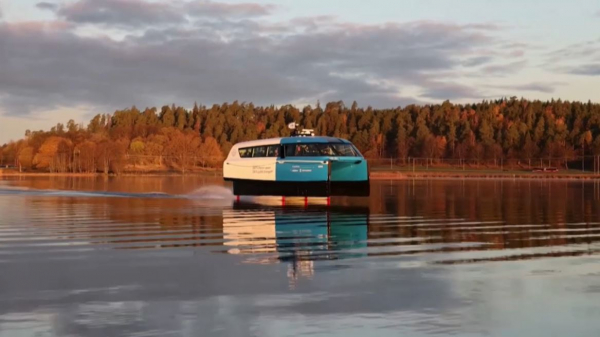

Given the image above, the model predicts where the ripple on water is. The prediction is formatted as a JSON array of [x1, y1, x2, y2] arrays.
[[2, 189, 600, 266], [3, 179, 600, 336]]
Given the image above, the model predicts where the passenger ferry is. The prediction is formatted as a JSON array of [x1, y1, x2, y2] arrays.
[[223, 124, 370, 198]]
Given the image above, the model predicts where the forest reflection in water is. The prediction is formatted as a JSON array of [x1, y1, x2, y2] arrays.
[[3, 177, 599, 262], [2, 177, 600, 336]]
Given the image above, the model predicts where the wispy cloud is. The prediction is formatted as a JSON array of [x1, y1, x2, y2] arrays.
[[507, 50, 524, 58], [420, 81, 482, 100], [544, 38, 600, 75], [487, 82, 565, 94], [481, 60, 527, 76], [36, 2, 58, 12], [568, 64, 600, 76], [50, 0, 277, 29], [186, 0, 276, 19], [462, 56, 494, 67], [55, 0, 187, 28]]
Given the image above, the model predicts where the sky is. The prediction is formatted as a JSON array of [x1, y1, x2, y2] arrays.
[[0, 0, 599, 144]]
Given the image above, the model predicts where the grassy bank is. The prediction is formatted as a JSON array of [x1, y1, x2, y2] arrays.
[[0, 169, 221, 177], [369, 168, 600, 180]]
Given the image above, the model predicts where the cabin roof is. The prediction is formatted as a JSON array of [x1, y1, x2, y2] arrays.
[[280, 136, 350, 144], [231, 138, 283, 149], [232, 136, 351, 148]]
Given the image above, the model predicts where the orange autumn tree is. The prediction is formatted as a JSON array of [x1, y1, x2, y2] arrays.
[[198, 136, 224, 168], [75, 141, 97, 173], [95, 139, 128, 174], [164, 129, 201, 173], [18, 146, 35, 171], [33, 137, 73, 172]]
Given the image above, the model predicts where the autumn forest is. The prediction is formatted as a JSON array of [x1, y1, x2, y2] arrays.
[[2, 98, 600, 173]]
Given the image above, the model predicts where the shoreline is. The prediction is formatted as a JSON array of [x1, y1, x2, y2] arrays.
[[0, 171, 221, 178], [369, 171, 600, 180], [2, 170, 600, 180]]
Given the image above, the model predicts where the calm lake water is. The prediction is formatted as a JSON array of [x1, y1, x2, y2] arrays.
[[2, 176, 600, 336]]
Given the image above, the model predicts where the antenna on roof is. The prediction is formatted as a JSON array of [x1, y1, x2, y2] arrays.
[[299, 129, 315, 136], [288, 122, 314, 137]]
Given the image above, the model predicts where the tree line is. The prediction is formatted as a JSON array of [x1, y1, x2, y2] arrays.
[[2, 98, 600, 173]]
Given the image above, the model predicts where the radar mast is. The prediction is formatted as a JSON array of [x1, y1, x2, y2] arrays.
[[288, 122, 314, 137]]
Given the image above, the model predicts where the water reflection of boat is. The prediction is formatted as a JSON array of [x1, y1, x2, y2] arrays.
[[222, 207, 369, 283], [235, 195, 329, 207]]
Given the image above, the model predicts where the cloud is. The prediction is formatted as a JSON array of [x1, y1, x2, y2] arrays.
[[56, 0, 186, 28], [507, 49, 524, 58], [545, 38, 600, 76], [0, 2, 513, 116], [462, 56, 494, 67], [568, 64, 600, 76], [186, 0, 276, 19], [502, 42, 529, 49], [462, 23, 502, 30], [420, 82, 482, 100], [514, 82, 564, 94], [52, 0, 276, 29], [487, 82, 562, 94], [544, 38, 600, 69], [510, 83, 556, 93], [481, 60, 527, 75], [36, 2, 58, 12]]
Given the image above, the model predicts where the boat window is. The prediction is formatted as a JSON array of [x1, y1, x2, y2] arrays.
[[329, 143, 358, 156], [284, 145, 295, 157], [266, 145, 280, 157], [238, 145, 280, 158], [252, 146, 267, 157], [238, 147, 253, 158], [283, 143, 359, 157], [292, 144, 316, 156]]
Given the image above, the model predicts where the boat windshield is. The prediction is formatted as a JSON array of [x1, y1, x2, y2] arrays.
[[287, 143, 359, 157]]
